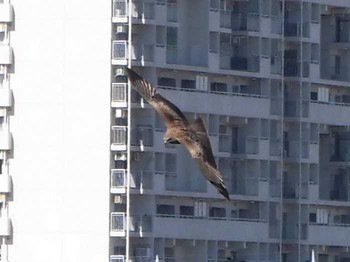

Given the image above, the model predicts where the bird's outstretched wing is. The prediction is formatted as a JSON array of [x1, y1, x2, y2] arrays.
[[124, 66, 189, 127], [182, 118, 230, 200]]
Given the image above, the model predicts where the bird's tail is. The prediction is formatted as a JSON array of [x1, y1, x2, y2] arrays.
[[211, 181, 230, 201]]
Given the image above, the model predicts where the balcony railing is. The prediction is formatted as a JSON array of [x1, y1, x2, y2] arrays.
[[167, 3, 177, 22], [220, 54, 259, 72], [113, 0, 127, 18], [231, 13, 260, 32], [284, 100, 309, 118], [111, 169, 126, 188], [132, 44, 154, 62], [132, 170, 153, 190], [111, 212, 125, 232], [284, 59, 309, 78], [112, 83, 127, 103], [110, 255, 125, 262], [129, 214, 152, 233], [131, 125, 153, 147], [112, 41, 128, 60], [132, 1, 155, 20], [112, 126, 127, 145], [220, 10, 231, 29]]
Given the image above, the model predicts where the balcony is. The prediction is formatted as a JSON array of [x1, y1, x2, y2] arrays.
[[112, 0, 128, 22], [130, 170, 153, 192], [309, 224, 350, 246], [0, 129, 12, 151], [220, 54, 259, 73], [0, 4, 13, 23], [111, 126, 127, 151], [167, 3, 177, 22], [309, 101, 350, 126], [0, 217, 11, 236], [284, 22, 309, 38], [112, 83, 127, 108], [284, 100, 309, 118], [0, 88, 12, 107], [110, 256, 152, 262], [129, 214, 152, 236], [110, 212, 125, 237], [220, 10, 231, 29], [110, 255, 125, 262], [0, 174, 11, 193], [131, 125, 153, 149], [132, 44, 154, 64], [112, 41, 128, 65], [111, 169, 126, 194], [132, 1, 155, 21], [153, 215, 268, 241], [284, 59, 309, 78], [0, 45, 13, 65], [231, 13, 260, 32]]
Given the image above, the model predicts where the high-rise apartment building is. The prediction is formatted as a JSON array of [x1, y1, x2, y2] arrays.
[[1, 0, 350, 261]]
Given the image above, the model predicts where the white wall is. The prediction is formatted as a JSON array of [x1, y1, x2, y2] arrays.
[[8, 1, 111, 261]]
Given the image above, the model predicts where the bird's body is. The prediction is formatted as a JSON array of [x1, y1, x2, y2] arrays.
[[124, 67, 230, 200]]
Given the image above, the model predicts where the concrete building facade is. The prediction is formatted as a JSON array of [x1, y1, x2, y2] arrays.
[[0, 0, 350, 261]]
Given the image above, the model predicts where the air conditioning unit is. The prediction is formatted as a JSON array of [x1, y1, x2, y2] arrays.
[[116, 25, 127, 33], [114, 195, 126, 204], [115, 68, 124, 76]]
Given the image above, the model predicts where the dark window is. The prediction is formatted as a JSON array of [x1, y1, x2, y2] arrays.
[[180, 206, 194, 217], [156, 204, 175, 216], [181, 80, 195, 89], [309, 213, 316, 223], [210, 82, 227, 93], [209, 207, 226, 218], [158, 77, 176, 87], [310, 92, 318, 101]]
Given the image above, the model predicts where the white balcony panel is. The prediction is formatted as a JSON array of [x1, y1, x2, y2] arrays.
[[0, 130, 12, 150], [159, 89, 270, 118], [0, 88, 12, 107], [309, 224, 350, 246], [0, 4, 13, 23], [0, 45, 12, 65], [0, 174, 11, 193], [153, 216, 268, 241], [0, 217, 11, 236], [310, 102, 350, 126]]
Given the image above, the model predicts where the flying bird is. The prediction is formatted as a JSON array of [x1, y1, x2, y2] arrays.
[[123, 66, 230, 200]]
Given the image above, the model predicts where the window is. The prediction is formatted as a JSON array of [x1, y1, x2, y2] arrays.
[[180, 206, 194, 217], [156, 204, 175, 216], [158, 77, 176, 87], [309, 212, 316, 223], [209, 207, 226, 218], [156, 26, 166, 46], [210, 82, 227, 93], [310, 91, 317, 101], [166, 27, 177, 47], [181, 79, 195, 89]]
